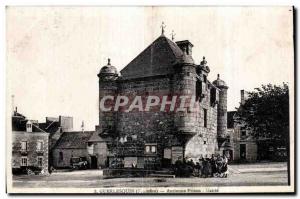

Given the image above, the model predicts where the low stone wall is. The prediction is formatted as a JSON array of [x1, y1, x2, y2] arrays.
[[103, 168, 157, 178]]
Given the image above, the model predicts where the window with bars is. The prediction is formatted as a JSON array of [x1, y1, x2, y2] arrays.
[[21, 157, 27, 166]]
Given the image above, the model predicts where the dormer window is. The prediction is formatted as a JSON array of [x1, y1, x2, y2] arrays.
[[176, 40, 194, 55], [26, 121, 33, 132]]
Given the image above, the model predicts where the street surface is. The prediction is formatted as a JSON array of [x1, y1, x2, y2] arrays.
[[13, 162, 288, 188]]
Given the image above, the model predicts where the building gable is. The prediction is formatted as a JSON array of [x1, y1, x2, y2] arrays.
[[120, 35, 183, 79]]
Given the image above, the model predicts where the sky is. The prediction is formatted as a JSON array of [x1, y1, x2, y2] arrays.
[[6, 6, 294, 130]]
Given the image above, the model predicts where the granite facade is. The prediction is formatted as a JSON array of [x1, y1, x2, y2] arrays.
[[12, 131, 49, 173], [95, 35, 228, 169]]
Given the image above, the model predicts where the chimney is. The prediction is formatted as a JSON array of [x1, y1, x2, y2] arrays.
[[81, 121, 85, 133], [241, 90, 249, 105], [176, 40, 194, 55]]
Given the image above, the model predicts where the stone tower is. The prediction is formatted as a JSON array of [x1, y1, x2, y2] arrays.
[[173, 40, 197, 146], [97, 58, 118, 136], [213, 74, 228, 145]]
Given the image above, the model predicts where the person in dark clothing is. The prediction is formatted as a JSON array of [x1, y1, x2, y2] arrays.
[[202, 157, 211, 178], [187, 159, 195, 168], [195, 162, 201, 177], [210, 154, 217, 177], [198, 156, 204, 177], [174, 157, 184, 177]]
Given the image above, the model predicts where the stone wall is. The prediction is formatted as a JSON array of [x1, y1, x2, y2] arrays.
[[232, 125, 258, 162], [185, 83, 218, 159], [99, 74, 219, 164], [12, 131, 49, 173], [52, 148, 89, 168]]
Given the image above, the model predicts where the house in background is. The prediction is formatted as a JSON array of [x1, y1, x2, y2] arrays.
[[52, 131, 94, 168], [231, 90, 258, 162], [12, 109, 50, 174], [87, 130, 112, 169], [11, 107, 74, 174]]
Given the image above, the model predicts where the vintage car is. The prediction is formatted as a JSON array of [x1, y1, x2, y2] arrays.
[[71, 157, 88, 170]]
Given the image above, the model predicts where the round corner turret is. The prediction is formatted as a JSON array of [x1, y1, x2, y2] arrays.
[[98, 58, 119, 81], [213, 74, 228, 89]]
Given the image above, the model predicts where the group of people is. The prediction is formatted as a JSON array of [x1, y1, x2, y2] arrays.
[[174, 154, 229, 178], [196, 154, 228, 178]]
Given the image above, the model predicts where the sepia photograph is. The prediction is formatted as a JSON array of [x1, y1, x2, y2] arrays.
[[5, 6, 295, 194]]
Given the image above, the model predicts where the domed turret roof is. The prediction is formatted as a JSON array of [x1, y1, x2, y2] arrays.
[[98, 58, 118, 76], [213, 74, 228, 88]]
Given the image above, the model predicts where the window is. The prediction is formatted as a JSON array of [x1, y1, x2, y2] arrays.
[[145, 144, 157, 154], [203, 75, 207, 83], [196, 81, 202, 100], [226, 136, 231, 143], [59, 152, 63, 162], [203, 108, 208, 128], [241, 130, 246, 137], [145, 146, 150, 153], [38, 157, 43, 167], [37, 141, 43, 151], [151, 146, 156, 153], [21, 157, 27, 166], [26, 124, 32, 128], [210, 87, 217, 106], [21, 141, 28, 151], [241, 127, 246, 137]]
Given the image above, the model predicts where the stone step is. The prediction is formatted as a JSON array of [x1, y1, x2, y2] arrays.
[[148, 173, 175, 178], [153, 170, 174, 175]]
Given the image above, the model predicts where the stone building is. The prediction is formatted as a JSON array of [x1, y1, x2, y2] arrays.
[[12, 110, 50, 174], [231, 90, 287, 162], [52, 131, 94, 168], [231, 90, 258, 162], [11, 107, 74, 172], [94, 31, 228, 169]]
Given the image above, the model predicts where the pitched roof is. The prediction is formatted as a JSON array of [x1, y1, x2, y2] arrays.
[[88, 130, 114, 142], [120, 35, 184, 79], [54, 131, 94, 149], [39, 121, 60, 134]]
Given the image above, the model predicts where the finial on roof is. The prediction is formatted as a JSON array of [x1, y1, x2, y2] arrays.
[[200, 56, 207, 66], [217, 74, 220, 79], [171, 30, 176, 41], [161, 22, 166, 35], [107, 58, 111, 65]]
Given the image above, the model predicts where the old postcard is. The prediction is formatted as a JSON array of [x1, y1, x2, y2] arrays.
[[6, 6, 295, 194]]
